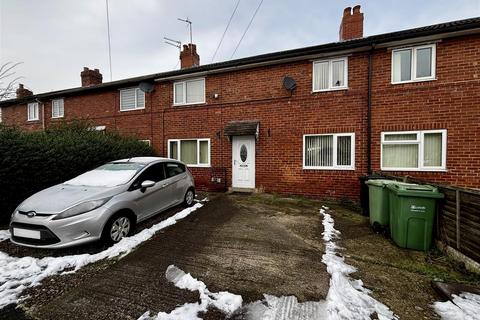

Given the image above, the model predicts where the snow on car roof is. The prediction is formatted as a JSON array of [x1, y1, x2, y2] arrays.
[[112, 157, 170, 164]]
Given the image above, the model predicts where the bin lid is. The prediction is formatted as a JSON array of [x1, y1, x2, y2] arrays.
[[365, 179, 415, 187], [365, 179, 397, 187], [387, 183, 444, 198]]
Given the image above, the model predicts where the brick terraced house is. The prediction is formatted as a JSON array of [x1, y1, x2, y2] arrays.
[[1, 6, 479, 202]]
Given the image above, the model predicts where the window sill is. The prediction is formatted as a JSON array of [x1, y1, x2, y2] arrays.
[[27, 119, 40, 122], [173, 102, 207, 107], [51, 116, 64, 119], [303, 166, 355, 171], [380, 167, 447, 172], [119, 107, 146, 112], [391, 77, 437, 85], [312, 87, 348, 94], [186, 164, 211, 168]]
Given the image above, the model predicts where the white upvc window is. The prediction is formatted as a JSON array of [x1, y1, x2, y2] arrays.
[[52, 98, 64, 118], [303, 133, 355, 170], [312, 57, 348, 92], [168, 138, 210, 167], [0, 107, 2, 123], [173, 78, 206, 106], [139, 139, 151, 146], [27, 102, 39, 121], [381, 129, 447, 171], [391, 44, 436, 84], [120, 87, 145, 111]]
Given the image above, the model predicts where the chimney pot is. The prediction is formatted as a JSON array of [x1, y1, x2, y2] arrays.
[[339, 5, 364, 41], [81, 67, 103, 87]]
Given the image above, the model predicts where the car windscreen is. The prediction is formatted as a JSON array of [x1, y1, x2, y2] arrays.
[[64, 163, 146, 187]]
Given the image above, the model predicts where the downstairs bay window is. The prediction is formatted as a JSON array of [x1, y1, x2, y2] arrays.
[[303, 133, 355, 170], [381, 130, 446, 171], [168, 138, 210, 167]]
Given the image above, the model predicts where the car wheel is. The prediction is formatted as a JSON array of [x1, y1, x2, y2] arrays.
[[103, 214, 133, 244], [184, 188, 195, 207]]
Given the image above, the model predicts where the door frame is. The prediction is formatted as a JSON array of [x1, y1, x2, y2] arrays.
[[232, 135, 255, 189]]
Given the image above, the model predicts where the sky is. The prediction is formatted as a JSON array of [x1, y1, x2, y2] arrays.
[[0, 0, 479, 94]]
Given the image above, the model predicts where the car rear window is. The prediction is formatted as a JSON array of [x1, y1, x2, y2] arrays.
[[165, 162, 185, 178]]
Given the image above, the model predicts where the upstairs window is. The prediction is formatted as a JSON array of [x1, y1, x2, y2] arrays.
[[303, 133, 355, 170], [27, 102, 39, 121], [312, 57, 348, 92], [168, 138, 210, 167], [52, 99, 64, 118], [381, 130, 446, 171], [174, 78, 205, 105], [392, 44, 436, 83], [120, 88, 145, 111]]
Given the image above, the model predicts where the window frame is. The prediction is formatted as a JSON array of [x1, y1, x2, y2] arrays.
[[312, 57, 349, 92], [119, 87, 145, 111], [302, 133, 355, 170], [380, 129, 447, 171], [167, 138, 211, 167], [51, 98, 64, 118], [391, 44, 436, 84], [173, 78, 206, 106], [27, 102, 39, 121], [139, 139, 151, 146]]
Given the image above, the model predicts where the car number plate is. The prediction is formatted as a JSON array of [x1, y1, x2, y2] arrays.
[[13, 228, 41, 239]]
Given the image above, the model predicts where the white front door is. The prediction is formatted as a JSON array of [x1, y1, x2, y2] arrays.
[[232, 136, 255, 188]]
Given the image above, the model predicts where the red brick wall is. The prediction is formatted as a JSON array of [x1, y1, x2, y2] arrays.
[[371, 34, 480, 188], [2, 33, 479, 200]]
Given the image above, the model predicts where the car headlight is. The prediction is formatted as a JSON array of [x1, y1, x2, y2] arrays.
[[53, 198, 111, 220]]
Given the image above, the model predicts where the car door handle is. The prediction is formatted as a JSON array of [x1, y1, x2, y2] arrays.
[[162, 183, 169, 188]]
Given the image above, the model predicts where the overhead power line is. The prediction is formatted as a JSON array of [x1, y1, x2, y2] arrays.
[[211, 0, 241, 63], [105, 0, 113, 81], [230, 0, 264, 60]]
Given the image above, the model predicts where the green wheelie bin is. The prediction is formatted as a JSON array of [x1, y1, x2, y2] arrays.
[[365, 179, 396, 229], [387, 183, 444, 251]]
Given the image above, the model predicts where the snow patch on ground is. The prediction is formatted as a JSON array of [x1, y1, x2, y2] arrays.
[[320, 206, 397, 320], [138, 265, 242, 320], [434, 292, 480, 320], [0, 230, 10, 242], [240, 295, 327, 320], [0, 203, 203, 309]]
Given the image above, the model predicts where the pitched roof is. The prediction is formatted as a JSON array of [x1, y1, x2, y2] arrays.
[[1, 16, 480, 107]]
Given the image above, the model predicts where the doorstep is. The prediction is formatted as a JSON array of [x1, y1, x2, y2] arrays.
[[228, 187, 258, 193]]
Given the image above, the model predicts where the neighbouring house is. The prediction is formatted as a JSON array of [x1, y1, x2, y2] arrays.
[[1, 6, 479, 202]]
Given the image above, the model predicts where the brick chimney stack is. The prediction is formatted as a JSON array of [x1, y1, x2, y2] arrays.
[[16, 84, 33, 98], [339, 5, 364, 41], [81, 67, 103, 87], [180, 44, 200, 69]]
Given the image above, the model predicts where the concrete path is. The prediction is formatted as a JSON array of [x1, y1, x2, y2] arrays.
[[26, 194, 329, 319]]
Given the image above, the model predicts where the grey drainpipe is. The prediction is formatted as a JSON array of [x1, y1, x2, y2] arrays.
[[367, 45, 375, 175]]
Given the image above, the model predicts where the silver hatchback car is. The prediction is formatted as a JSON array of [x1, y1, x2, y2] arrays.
[[9, 157, 195, 248]]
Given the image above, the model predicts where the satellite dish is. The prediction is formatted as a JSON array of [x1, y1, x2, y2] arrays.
[[139, 82, 155, 93], [283, 76, 297, 91]]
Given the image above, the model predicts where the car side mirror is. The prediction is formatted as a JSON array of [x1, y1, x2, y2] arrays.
[[140, 180, 155, 192]]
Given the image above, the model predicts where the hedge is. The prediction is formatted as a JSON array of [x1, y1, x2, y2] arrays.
[[0, 121, 155, 225]]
